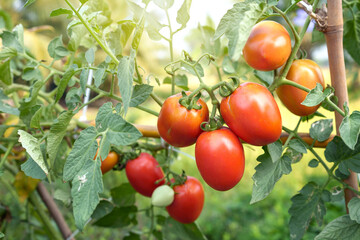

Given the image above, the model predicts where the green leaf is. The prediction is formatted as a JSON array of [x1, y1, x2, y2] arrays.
[[20, 105, 41, 129], [117, 50, 135, 115], [251, 148, 292, 203], [55, 65, 77, 103], [130, 84, 153, 107], [71, 158, 103, 230], [30, 106, 43, 129], [50, 8, 73, 17], [289, 182, 326, 240], [52, 140, 68, 178], [110, 183, 136, 207], [153, 0, 174, 10], [0, 232, 4, 238], [24, 0, 37, 7], [93, 206, 137, 228], [131, 17, 145, 51], [119, 21, 136, 49], [163, 75, 189, 90], [0, 89, 19, 115], [254, 70, 274, 87], [95, 102, 142, 145], [315, 215, 360, 240], [349, 198, 360, 224], [85, 48, 95, 64], [0, 47, 17, 61], [0, 60, 12, 85], [214, 0, 268, 60], [0, 9, 13, 30], [181, 61, 204, 77], [145, 13, 165, 41], [343, 12, 360, 65], [47, 111, 74, 165], [308, 159, 319, 168], [302, 83, 332, 107], [80, 68, 90, 93], [325, 136, 360, 177], [340, 111, 360, 150], [162, 217, 207, 240], [198, 25, 221, 57], [63, 127, 98, 182], [21, 157, 47, 180], [176, 0, 192, 29], [23, 67, 42, 81], [18, 130, 48, 175], [289, 138, 307, 154], [92, 200, 114, 220], [94, 67, 106, 88], [309, 119, 333, 142], [48, 36, 69, 60], [65, 88, 82, 111], [0, 28, 24, 52], [267, 140, 282, 163]]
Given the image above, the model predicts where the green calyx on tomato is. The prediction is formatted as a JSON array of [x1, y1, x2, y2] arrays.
[[157, 92, 209, 148], [195, 127, 245, 191], [243, 20, 292, 71], [220, 82, 282, 146], [179, 91, 203, 110], [276, 59, 325, 116]]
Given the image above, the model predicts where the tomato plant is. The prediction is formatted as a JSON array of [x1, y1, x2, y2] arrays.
[[195, 128, 245, 191], [125, 152, 165, 197], [242, 21, 292, 71], [220, 82, 282, 146], [166, 176, 204, 224], [157, 92, 209, 147], [276, 59, 325, 116]]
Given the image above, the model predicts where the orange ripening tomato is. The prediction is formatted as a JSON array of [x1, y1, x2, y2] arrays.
[[243, 21, 292, 71], [166, 176, 204, 224], [100, 151, 119, 174], [157, 92, 209, 147], [276, 59, 325, 116], [195, 127, 245, 191], [220, 82, 282, 146], [125, 153, 165, 197]]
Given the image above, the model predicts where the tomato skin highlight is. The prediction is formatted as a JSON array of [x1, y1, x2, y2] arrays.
[[220, 82, 282, 146], [125, 153, 165, 197], [195, 128, 245, 191], [100, 151, 119, 174], [276, 59, 325, 116], [166, 176, 204, 224], [243, 21, 292, 71], [157, 92, 209, 147]]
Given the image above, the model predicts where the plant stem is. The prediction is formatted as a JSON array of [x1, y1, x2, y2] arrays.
[[272, 6, 300, 42], [64, 0, 119, 65]]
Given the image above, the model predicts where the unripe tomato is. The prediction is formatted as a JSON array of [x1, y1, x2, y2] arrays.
[[243, 21, 292, 71], [220, 82, 282, 146], [100, 151, 119, 174], [151, 185, 175, 207], [125, 152, 165, 197], [276, 59, 325, 116], [195, 128, 245, 191], [166, 176, 204, 224], [157, 92, 209, 147]]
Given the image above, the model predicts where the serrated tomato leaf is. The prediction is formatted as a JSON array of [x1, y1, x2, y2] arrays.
[[349, 198, 360, 224], [339, 111, 360, 150], [310, 119, 333, 142], [315, 215, 360, 240]]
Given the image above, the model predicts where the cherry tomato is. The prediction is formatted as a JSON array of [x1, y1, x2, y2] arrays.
[[166, 176, 204, 224], [125, 152, 165, 197], [195, 128, 245, 191], [220, 82, 282, 146], [243, 21, 292, 71], [157, 92, 209, 147], [276, 59, 325, 116], [100, 151, 119, 174]]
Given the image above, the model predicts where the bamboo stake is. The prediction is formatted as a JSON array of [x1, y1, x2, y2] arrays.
[[324, 0, 358, 212]]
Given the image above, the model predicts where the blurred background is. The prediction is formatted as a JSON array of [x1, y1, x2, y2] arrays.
[[0, 0, 359, 239]]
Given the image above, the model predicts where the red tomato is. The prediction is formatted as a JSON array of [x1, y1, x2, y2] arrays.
[[100, 151, 119, 174], [166, 176, 204, 224], [276, 59, 325, 116], [220, 82, 282, 146], [125, 153, 165, 197], [243, 21, 292, 71], [195, 128, 245, 191], [157, 92, 209, 147]]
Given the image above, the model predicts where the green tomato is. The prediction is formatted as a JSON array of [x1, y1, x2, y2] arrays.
[[151, 185, 175, 207]]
